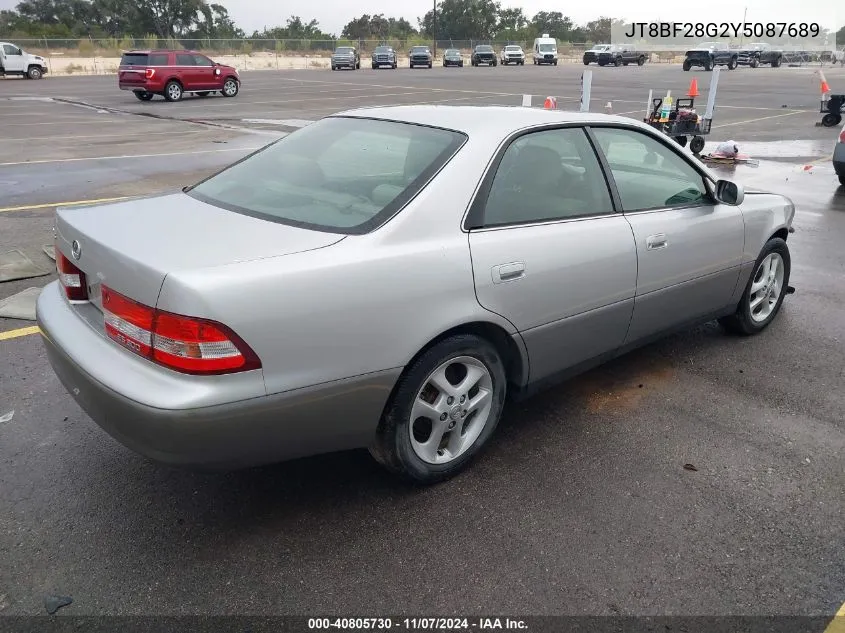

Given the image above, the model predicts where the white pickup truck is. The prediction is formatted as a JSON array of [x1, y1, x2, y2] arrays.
[[0, 41, 48, 79]]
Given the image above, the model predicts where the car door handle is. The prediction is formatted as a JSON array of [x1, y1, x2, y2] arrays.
[[646, 234, 668, 250], [492, 262, 525, 283]]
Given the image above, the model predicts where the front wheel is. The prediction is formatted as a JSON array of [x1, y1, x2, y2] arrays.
[[674, 135, 688, 147], [615, 57, 623, 66], [27, 65, 43, 79], [728, 56, 738, 70], [719, 238, 791, 335], [821, 113, 842, 127], [221, 78, 238, 97], [683, 60, 691, 71], [369, 334, 507, 484], [637, 55, 645, 66]]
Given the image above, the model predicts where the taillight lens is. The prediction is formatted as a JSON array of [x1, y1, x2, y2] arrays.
[[839, 126, 845, 143], [101, 285, 261, 375], [56, 249, 88, 301], [144, 68, 155, 79]]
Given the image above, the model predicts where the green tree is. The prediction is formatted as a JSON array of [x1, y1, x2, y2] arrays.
[[418, 0, 501, 40], [529, 11, 573, 40]]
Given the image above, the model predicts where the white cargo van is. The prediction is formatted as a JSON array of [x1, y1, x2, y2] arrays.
[[533, 34, 558, 65], [0, 42, 48, 79]]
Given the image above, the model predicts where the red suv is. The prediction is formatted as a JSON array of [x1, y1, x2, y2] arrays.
[[118, 49, 240, 102]]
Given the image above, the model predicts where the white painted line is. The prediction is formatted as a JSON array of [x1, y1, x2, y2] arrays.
[[712, 110, 810, 129], [0, 146, 262, 167], [4, 130, 205, 142], [241, 118, 313, 127]]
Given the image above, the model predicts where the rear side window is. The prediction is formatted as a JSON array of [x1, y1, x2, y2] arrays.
[[175, 53, 195, 65], [148, 54, 168, 66], [120, 53, 148, 66], [187, 117, 467, 234]]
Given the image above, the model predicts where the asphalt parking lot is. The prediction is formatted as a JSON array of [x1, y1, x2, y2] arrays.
[[1, 63, 844, 621]]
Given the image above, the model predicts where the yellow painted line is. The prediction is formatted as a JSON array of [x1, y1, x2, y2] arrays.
[[0, 326, 40, 341], [824, 601, 845, 633], [712, 110, 809, 129], [0, 196, 131, 213]]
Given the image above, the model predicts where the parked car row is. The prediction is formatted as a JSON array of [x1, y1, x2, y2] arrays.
[[583, 44, 647, 67]]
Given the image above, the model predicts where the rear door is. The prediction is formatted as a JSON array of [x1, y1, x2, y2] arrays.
[[191, 54, 217, 89], [467, 125, 638, 383], [589, 125, 745, 343], [174, 52, 197, 89]]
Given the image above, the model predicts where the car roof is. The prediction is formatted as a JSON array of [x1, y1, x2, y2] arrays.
[[332, 105, 648, 139]]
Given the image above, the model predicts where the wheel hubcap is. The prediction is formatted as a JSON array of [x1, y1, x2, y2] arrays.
[[169, 85, 180, 99], [749, 253, 785, 323], [225, 80, 236, 95], [409, 356, 494, 465]]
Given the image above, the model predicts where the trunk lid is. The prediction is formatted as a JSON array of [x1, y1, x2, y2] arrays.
[[54, 193, 345, 311], [118, 52, 148, 84]]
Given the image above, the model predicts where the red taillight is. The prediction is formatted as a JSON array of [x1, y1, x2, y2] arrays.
[[56, 249, 88, 301], [101, 285, 261, 375], [144, 68, 155, 79], [839, 126, 845, 143]]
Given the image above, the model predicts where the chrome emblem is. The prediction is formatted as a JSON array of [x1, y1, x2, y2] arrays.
[[71, 239, 82, 261]]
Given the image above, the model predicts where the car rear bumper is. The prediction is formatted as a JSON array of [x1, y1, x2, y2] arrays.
[[37, 282, 401, 469]]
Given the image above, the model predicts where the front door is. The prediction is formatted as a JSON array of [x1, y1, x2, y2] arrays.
[[191, 54, 217, 89], [174, 52, 199, 90], [467, 126, 638, 384], [2, 44, 25, 72], [589, 125, 745, 344]]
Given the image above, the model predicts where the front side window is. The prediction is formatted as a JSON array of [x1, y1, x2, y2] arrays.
[[187, 117, 466, 234], [481, 127, 614, 227], [175, 53, 195, 66], [3, 44, 22, 55], [193, 54, 213, 66], [591, 127, 710, 212]]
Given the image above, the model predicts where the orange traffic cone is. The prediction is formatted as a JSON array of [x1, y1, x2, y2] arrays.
[[543, 96, 557, 109], [688, 77, 699, 97], [820, 74, 831, 95]]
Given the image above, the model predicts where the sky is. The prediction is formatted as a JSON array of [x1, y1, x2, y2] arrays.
[[0, 0, 839, 38]]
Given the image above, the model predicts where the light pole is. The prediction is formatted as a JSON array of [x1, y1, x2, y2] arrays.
[[432, 0, 437, 58], [739, 7, 747, 46]]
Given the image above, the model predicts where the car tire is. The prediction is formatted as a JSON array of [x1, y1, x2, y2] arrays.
[[637, 55, 645, 66], [821, 113, 842, 127], [772, 57, 781, 67], [704, 59, 713, 71], [719, 238, 791, 336], [553, 60, 557, 65], [689, 135, 705, 154], [683, 60, 691, 71], [163, 80, 183, 102], [728, 56, 738, 70], [369, 334, 507, 484], [221, 78, 238, 97], [27, 65, 43, 80], [615, 57, 623, 66], [674, 135, 688, 147], [839, 174, 845, 186], [134, 90, 154, 101], [750, 58, 759, 68]]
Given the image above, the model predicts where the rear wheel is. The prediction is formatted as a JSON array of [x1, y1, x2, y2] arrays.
[[369, 334, 507, 484], [728, 56, 738, 70], [221, 77, 238, 97], [772, 57, 781, 67], [719, 238, 790, 335], [683, 60, 691, 71], [689, 136, 705, 154], [163, 80, 183, 102], [134, 90, 153, 101], [615, 57, 623, 66], [839, 174, 845, 186], [704, 59, 713, 71], [821, 113, 842, 127], [750, 58, 759, 68]]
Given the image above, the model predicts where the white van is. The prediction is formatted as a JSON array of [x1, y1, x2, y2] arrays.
[[0, 41, 48, 79], [533, 34, 558, 65]]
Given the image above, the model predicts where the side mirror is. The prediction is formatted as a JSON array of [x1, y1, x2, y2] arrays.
[[715, 179, 745, 206]]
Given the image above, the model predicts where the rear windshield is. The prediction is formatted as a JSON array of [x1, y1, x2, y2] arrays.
[[187, 117, 467, 235], [120, 53, 148, 66]]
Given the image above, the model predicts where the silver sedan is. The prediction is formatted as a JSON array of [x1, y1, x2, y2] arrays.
[[37, 105, 796, 483]]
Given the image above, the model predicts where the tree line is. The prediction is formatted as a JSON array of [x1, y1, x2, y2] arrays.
[[0, 0, 616, 43], [2, 0, 842, 47]]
